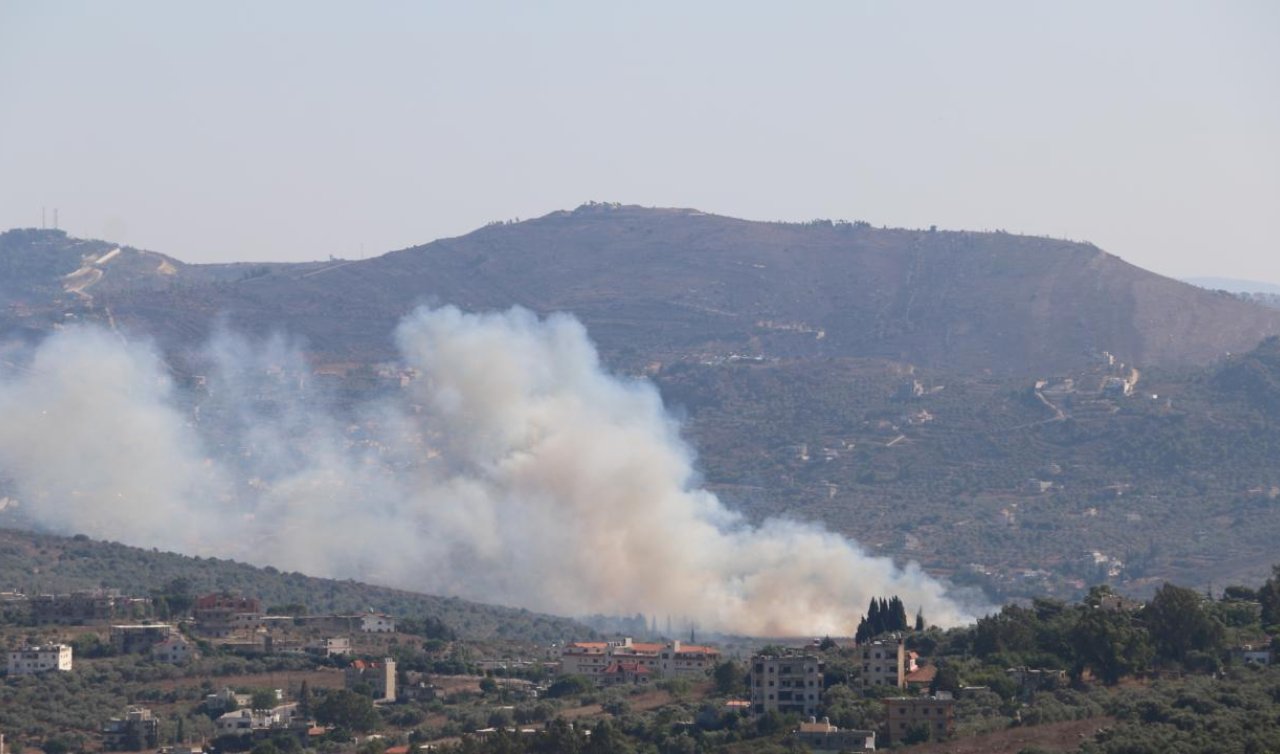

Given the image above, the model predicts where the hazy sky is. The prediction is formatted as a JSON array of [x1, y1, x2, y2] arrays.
[[1, 1, 1277, 281]]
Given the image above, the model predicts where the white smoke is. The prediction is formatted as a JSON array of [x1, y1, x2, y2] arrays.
[[0, 307, 982, 634]]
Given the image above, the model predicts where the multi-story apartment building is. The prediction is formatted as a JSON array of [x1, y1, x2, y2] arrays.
[[111, 624, 176, 654], [102, 706, 159, 751], [750, 652, 824, 717], [31, 589, 152, 624], [193, 594, 264, 637], [560, 638, 719, 683], [7, 644, 73, 675], [860, 637, 909, 688], [884, 693, 955, 744]]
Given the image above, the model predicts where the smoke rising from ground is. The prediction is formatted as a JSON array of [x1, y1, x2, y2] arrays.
[[0, 307, 981, 634]]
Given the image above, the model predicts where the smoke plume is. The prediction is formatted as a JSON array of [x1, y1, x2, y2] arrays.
[[0, 307, 981, 634]]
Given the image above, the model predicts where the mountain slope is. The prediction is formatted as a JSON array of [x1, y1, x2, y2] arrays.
[[8, 205, 1274, 375], [0, 528, 588, 642]]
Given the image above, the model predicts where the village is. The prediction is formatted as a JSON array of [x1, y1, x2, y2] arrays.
[[3, 583, 1277, 754], [0, 586, 1007, 753]]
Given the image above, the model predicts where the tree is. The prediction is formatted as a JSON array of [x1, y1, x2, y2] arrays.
[[298, 681, 311, 719], [1260, 565, 1280, 627], [1144, 583, 1225, 663], [855, 616, 871, 644], [545, 675, 593, 699], [902, 722, 932, 745], [889, 596, 908, 632], [251, 689, 279, 712], [713, 660, 745, 695], [314, 690, 379, 733], [930, 661, 961, 695], [1070, 609, 1152, 684], [915, 609, 925, 632]]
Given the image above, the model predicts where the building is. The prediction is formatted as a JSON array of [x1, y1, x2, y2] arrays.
[[293, 612, 397, 635], [904, 664, 937, 692], [215, 704, 299, 738], [345, 657, 396, 701], [750, 652, 823, 718], [111, 624, 176, 654], [560, 638, 720, 683], [360, 612, 396, 633], [1232, 645, 1273, 666], [205, 687, 252, 713], [791, 718, 876, 752], [8, 643, 73, 675], [193, 593, 264, 637], [151, 634, 198, 664], [884, 694, 954, 745], [560, 641, 612, 677], [1006, 666, 1066, 696], [599, 661, 652, 686], [30, 589, 152, 624], [304, 636, 351, 657], [860, 638, 908, 689], [658, 640, 720, 677], [102, 707, 160, 751]]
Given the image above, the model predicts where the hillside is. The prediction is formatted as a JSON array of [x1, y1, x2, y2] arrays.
[[657, 341, 1280, 599], [7, 205, 1278, 375], [0, 528, 588, 643], [3, 207, 1280, 603]]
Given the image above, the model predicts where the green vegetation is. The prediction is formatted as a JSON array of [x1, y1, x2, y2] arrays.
[[0, 528, 588, 643]]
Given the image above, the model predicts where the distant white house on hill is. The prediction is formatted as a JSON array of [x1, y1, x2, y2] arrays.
[[7, 643, 73, 675]]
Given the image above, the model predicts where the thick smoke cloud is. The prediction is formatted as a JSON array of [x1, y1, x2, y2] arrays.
[[0, 307, 981, 634]]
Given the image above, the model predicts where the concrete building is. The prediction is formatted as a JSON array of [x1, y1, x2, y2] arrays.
[[860, 638, 908, 689], [102, 706, 159, 751], [215, 704, 299, 738], [151, 634, 197, 664], [304, 636, 351, 657], [111, 624, 176, 654], [30, 589, 152, 624], [193, 594, 263, 637], [560, 638, 719, 683], [884, 694, 954, 745], [791, 718, 876, 752], [560, 641, 612, 677], [345, 657, 396, 701], [359, 612, 396, 633], [1232, 645, 1273, 666], [600, 661, 652, 686], [7, 643, 73, 675], [750, 652, 823, 718]]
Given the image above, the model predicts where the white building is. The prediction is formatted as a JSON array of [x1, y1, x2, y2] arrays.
[[360, 613, 396, 633], [215, 704, 298, 737], [8, 644, 73, 675], [560, 638, 720, 683], [152, 634, 198, 664]]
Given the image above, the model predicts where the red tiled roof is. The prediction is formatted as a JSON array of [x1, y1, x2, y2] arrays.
[[905, 665, 937, 684], [385, 746, 410, 754]]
